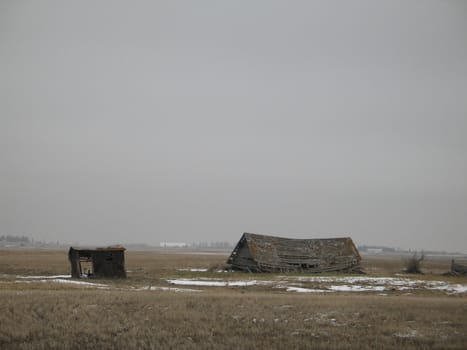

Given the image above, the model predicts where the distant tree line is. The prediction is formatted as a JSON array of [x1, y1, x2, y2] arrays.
[[0, 235, 30, 243], [190, 241, 233, 249]]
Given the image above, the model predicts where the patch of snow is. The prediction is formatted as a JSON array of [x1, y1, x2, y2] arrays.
[[425, 283, 467, 294], [393, 330, 419, 338], [281, 276, 467, 294], [291, 276, 416, 286], [49, 279, 109, 287], [135, 286, 202, 293], [285, 286, 331, 293], [16, 279, 109, 288], [450, 284, 467, 294], [16, 275, 71, 279], [167, 278, 258, 287], [328, 285, 387, 292], [10, 273, 467, 295], [164, 276, 467, 294]]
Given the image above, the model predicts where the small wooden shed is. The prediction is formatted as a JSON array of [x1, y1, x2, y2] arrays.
[[68, 246, 127, 278], [227, 233, 362, 273]]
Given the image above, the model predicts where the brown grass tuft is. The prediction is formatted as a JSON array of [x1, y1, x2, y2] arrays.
[[0, 249, 466, 349]]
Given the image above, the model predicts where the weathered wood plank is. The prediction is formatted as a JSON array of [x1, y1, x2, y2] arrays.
[[227, 233, 362, 273]]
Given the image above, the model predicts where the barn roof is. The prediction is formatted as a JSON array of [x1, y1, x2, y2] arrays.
[[227, 233, 361, 273]]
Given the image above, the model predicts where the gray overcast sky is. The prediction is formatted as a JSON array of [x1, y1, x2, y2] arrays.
[[1, 1, 467, 251]]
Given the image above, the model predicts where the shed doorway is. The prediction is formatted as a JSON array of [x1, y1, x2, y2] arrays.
[[79, 256, 94, 277]]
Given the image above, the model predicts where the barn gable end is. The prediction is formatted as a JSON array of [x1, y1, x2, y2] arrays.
[[227, 233, 362, 273]]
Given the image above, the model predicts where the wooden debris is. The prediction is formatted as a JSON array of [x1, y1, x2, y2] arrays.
[[227, 233, 362, 273], [449, 259, 467, 276]]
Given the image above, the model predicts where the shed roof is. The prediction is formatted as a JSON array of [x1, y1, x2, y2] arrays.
[[69, 245, 126, 252]]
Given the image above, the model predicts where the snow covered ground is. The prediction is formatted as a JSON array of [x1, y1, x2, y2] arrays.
[[16, 275, 71, 279], [135, 286, 202, 293], [9, 274, 467, 295], [166, 276, 467, 294], [15, 278, 109, 288], [166, 278, 260, 287]]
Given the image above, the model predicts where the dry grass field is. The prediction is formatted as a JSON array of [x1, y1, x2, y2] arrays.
[[1, 249, 466, 349]]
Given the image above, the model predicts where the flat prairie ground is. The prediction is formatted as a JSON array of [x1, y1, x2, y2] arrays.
[[0, 249, 466, 349]]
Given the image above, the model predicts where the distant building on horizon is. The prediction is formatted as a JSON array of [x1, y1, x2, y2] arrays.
[[159, 242, 188, 248]]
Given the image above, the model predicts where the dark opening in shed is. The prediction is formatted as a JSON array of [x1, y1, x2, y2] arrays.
[[68, 246, 127, 278]]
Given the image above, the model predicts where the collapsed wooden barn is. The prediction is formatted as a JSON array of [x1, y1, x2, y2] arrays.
[[68, 246, 127, 278], [449, 260, 467, 276], [227, 233, 362, 273]]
